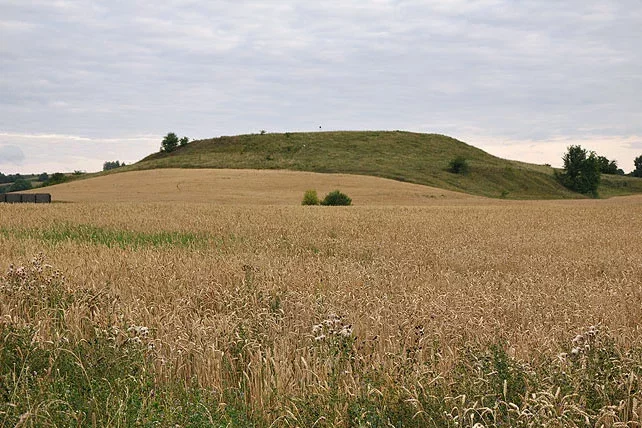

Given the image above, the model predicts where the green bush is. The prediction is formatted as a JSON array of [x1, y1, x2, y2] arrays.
[[8, 178, 33, 192], [449, 156, 469, 174], [321, 190, 352, 206], [302, 189, 320, 205], [41, 172, 68, 187]]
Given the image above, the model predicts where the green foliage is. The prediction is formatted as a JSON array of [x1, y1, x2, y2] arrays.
[[0, 224, 208, 249], [449, 156, 470, 174], [8, 178, 33, 192], [179, 136, 189, 147], [103, 160, 124, 171], [634, 155, 642, 177], [120, 131, 642, 199], [0, 172, 21, 184], [37, 172, 49, 182], [558, 145, 601, 197], [597, 156, 621, 175], [41, 172, 68, 187], [161, 132, 179, 153], [321, 190, 352, 206], [302, 189, 320, 205]]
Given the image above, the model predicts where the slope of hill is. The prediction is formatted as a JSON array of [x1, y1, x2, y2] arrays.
[[21, 168, 478, 205], [116, 131, 642, 199]]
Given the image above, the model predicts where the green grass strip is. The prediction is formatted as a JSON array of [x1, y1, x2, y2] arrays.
[[0, 224, 210, 249]]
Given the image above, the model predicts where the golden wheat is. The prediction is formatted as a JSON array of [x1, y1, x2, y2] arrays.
[[2, 194, 642, 425], [25, 168, 475, 204]]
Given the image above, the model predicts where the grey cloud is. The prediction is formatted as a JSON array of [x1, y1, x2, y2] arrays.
[[0, 0, 641, 172], [0, 145, 26, 165]]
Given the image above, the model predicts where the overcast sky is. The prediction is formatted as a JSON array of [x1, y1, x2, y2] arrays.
[[1, 0, 641, 174]]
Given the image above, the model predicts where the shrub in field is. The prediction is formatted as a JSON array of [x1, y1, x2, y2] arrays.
[[449, 156, 469, 174], [321, 190, 352, 206], [302, 189, 320, 205]]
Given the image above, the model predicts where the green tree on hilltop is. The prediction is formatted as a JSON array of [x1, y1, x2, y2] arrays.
[[161, 133, 179, 153]]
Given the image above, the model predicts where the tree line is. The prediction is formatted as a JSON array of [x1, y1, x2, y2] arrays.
[[558, 147, 642, 197]]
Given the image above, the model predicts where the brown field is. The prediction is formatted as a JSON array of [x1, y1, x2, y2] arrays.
[[27, 168, 475, 204], [3, 180, 642, 425]]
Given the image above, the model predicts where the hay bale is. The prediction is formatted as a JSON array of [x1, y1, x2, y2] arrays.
[[35, 193, 51, 203], [6, 194, 21, 203], [21, 194, 37, 203]]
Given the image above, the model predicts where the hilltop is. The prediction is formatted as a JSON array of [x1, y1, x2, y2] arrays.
[[118, 130, 641, 199], [16, 131, 637, 200]]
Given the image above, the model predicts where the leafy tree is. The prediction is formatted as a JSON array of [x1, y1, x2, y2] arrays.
[[558, 145, 601, 197], [634, 155, 642, 177], [8, 178, 33, 192], [41, 172, 68, 187], [161, 132, 179, 153], [0, 173, 21, 184], [597, 156, 620, 175], [38, 172, 49, 182], [179, 136, 189, 147], [103, 161, 123, 171], [321, 190, 352, 206]]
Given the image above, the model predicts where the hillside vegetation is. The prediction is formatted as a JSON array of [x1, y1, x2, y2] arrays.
[[126, 131, 642, 199]]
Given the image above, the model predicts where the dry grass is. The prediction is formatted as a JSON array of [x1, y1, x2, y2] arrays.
[[27, 168, 475, 204], [2, 195, 642, 426]]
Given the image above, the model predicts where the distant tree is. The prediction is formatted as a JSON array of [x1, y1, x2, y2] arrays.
[[41, 172, 68, 187], [161, 132, 179, 153], [8, 178, 33, 192], [38, 172, 49, 182], [558, 145, 601, 197], [634, 155, 642, 177], [179, 136, 189, 147], [103, 161, 123, 171], [0, 173, 23, 184], [597, 156, 620, 175]]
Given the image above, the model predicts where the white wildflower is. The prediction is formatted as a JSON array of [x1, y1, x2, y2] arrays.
[[339, 325, 353, 338]]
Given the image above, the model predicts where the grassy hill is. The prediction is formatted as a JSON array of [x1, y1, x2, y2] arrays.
[[119, 131, 642, 199]]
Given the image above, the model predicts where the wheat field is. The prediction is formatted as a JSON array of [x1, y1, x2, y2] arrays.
[[26, 168, 475, 204], [2, 186, 642, 426]]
